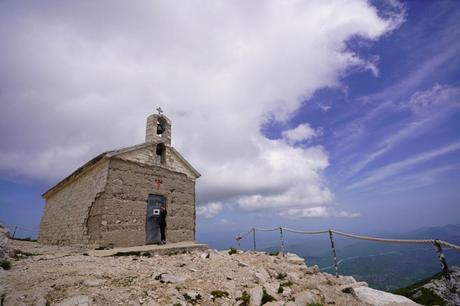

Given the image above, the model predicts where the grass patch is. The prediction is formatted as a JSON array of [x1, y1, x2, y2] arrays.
[[211, 290, 229, 299], [228, 247, 238, 255], [236, 291, 251, 306], [261, 288, 276, 304], [0, 260, 11, 270], [268, 251, 279, 256]]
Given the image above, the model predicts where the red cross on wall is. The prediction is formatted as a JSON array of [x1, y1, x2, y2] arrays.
[[155, 178, 163, 189]]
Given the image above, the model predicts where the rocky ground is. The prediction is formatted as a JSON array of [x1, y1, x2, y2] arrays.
[[0, 238, 420, 306]]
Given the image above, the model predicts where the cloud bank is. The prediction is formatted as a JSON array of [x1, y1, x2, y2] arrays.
[[0, 1, 402, 217]]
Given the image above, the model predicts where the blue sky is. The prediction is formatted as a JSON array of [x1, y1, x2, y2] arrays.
[[0, 1, 459, 248]]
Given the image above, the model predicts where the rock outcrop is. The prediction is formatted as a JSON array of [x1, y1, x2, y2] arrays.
[[0, 240, 420, 306], [0, 223, 15, 260]]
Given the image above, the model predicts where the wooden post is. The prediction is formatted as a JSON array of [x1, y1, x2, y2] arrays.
[[329, 230, 339, 278], [12, 226, 17, 239], [279, 227, 285, 256], [236, 235, 241, 249], [433, 240, 460, 305], [252, 228, 256, 251]]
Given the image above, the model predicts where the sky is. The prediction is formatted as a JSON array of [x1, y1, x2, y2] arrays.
[[0, 0, 459, 249]]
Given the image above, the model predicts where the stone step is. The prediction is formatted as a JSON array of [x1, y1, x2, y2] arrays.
[[87, 241, 208, 257]]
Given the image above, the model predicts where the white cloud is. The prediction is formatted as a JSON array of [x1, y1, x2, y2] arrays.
[[347, 140, 460, 190], [196, 202, 223, 219], [0, 1, 402, 214], [279, 206, 360, 219], [345, 84, 460, 177], [282, 123, 318, 144]]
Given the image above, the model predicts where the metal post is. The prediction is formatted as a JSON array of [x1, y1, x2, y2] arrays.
[[279, 227, 285, 256], [329, 230, 339, 278], [433, 240, 460, 305], [252, 228, 256, 251], [12, 226, 17, 239]]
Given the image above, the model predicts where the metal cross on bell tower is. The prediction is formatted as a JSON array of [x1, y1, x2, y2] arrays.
[[156, 107, 163, 115]]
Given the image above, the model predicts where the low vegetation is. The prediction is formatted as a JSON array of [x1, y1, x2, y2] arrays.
[[0, 260, 11, 270], [228, 247, 238, 255], [394, 271, 447, 306], [261, 287, 276, 304], [236, 291, 251, 306], [210, 290, 229, 299]]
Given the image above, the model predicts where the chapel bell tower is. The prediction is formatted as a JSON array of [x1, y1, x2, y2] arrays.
[[145, 107, 172, 145]]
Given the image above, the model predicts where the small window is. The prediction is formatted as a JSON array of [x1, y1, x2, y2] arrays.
[[156, 143, 166, 165]]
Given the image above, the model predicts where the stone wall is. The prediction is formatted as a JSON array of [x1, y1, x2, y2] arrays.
[[87, 157, 196, 247], [38, 160, 109, 245], [118, 144, 197, 179]]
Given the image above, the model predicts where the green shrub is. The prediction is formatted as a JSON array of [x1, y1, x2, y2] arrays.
[[211, 290, 229, 299], [228, 247, 238, 255], [0, 260, 11, 270], [307, 303, 324, 306], [236, 291, 251, 306], [277, 285, 284, 294], [281, 280, 293, 287], [261, 288, 276, 304]]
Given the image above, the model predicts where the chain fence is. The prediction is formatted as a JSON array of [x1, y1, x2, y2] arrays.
[[236, 226, 460, 305]]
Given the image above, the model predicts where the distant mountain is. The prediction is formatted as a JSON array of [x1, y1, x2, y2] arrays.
[[264, 224, 460, 292], [394, 266, 460, 306]]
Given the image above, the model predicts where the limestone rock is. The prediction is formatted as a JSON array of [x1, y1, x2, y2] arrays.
[[263, 302, 283, 306], [82, 279, 105, 287], [339, 281, 368, 292], [285, 253, 305, 265], [54, 295, 92, 306], [254, 267, 270, 284], [154, 272, 187, 283], [0, 223, 14, 260], [294, 291, 322, 306], [250, 285, 263, 306], [352, 286, 420, 306]]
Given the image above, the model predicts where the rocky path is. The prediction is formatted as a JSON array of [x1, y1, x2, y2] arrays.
[[0, 240, 419, 306]]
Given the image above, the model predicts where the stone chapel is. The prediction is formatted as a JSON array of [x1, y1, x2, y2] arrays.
[[38, 112, 200, 248]]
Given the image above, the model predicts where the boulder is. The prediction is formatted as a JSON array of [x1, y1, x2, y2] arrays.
[[0, 223, 14, 260], [54, 295, 93, 306], [254, 267, 270, 284], [249, 285, 263, 306], [352, 286, 421, 305], [294, 291, 322, 306], [153, 272, 187, 283], [285, 253, 304, 265]]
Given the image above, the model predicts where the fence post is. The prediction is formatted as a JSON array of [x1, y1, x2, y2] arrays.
[[329, 230, 339, 278], [433, 240, 460, 305], [12, 226, 17, 239], [279, 227, 285, 256], [252, 228, 256, 251]]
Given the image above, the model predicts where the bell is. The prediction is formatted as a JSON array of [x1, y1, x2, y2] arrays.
[[157, 123, 165, 135]]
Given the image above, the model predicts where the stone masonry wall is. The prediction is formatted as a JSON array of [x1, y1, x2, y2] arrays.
[[38, 160, 109, 245], [88, 157, 196, 247], [117, 144, 197, 179]]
